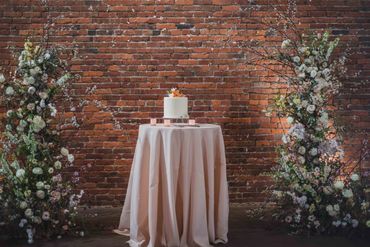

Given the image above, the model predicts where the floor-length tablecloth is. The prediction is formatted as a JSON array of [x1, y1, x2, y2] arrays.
[[118, 124, 229, 247]]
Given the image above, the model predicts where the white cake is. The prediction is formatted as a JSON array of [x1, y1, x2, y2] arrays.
[[163, 97, 188, 119]]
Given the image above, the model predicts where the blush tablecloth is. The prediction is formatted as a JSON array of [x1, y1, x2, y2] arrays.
[[118, 124, 229, 247]]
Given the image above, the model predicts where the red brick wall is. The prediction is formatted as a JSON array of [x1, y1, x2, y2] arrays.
[[0, 0, 369, 206]]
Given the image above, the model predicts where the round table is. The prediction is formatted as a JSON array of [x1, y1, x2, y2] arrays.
[[118, 124, 229, 247]]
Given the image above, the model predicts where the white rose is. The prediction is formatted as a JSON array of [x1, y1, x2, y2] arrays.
[[61, 147, 69, 156], [306, 105, 316, 114], [19, 201, 28, 209], [298, 146, 306, 155], [309, 148, 318, 156], [16, 169, 26, 178], [36, 190, 45, 199], [39, 92, 48, 99], [281, 39, 291, 49], [24, 208, 33, 218], [44, 53, 51, 60], [0, 74, 5, 83], [293, 56, 301, 64], [334, 180, 344, 190], [310, 70, 317, 78], [32, 167, 43, 175], [5, 86, 14, 95], [48, 167, 54, 174], [28, 86, 36, 94], [350, 173, 359, 181], [32, 116, 46, 132], [54, 161, 62, 169], [298, 156, 305, 164], [36, 181, 44, 189], [342, 189, 353, 198], [333, 204, 340, 212], [287, 117, 294, 124], [67, 154, 74, 163]]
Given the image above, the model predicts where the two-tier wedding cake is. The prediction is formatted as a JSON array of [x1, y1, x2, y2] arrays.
[[163, 88, 188, 119]]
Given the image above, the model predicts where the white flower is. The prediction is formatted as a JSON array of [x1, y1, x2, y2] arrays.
[[293, 56, 301, 64], [48, 104, 57, 117], [33, 216, 42, 224], [48, 167, 54, 174], [366, 220, 370, 228], [5, 86, 14, 95], [61, 147, 69, 156], [334, 180, 344, 190], [0, 74, 5, 83], [36, 181, 44, 189], [309, 148, 318, 156], [27, 103, 35, 111], [287, 117, 294, 124], [16, 169, 26, 178], [310, 70, 317, 78], [44, 53, 51, 60], [333, 204, 340, 212], [322, 68, 331, 79], [42, 211, 50, 221], [350, 173, 359, 181], [298, 72, 306, 79], [36, 190, 45, 199], [6, 110, 13, 117], [39, 92, 48, 99], [306, 105, 316, 114], [308, 215, 315, 221], [40, 99, 46, 108], [54, 161, 62, 169], [32, 116, 46, 132], [28, 86, 36, 94], [342, 189, 353, 198], [326, 205, 336, 217], [281, 39, 291, 49], [25, 208, 33, 218], [298, 146, 306, 155], [298, 156, 305, 164], [32, 167, 43, 175], [25, 76, 35, 85], [282, 135, 289, 144], [67, 154, 74, 163], [323, 186, 333, 195], [19, 201, 28, 209]]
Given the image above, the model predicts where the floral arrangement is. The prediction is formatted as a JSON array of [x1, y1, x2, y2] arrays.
[[167, 88, 185, 97], [0, 41, 84, 243], [268, 32, 370, 234]]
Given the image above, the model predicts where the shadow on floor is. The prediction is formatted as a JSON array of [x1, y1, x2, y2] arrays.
[[1, 206, 369, 247]]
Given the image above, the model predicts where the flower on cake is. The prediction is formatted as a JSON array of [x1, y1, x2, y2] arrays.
[[167, 88, 184, 97]]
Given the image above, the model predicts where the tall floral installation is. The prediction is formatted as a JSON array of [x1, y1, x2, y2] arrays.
[[236, 1, 370, 236], [0, 41, 84, 243], [269, 31, 370, 235]]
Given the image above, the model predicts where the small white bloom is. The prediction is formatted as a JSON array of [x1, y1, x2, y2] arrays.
[[32, 167, 43, 175], [285, 215, 293, 223], [28, 86, 36, 94], [67, 154, 74, 163], [19, 201, 28, 209], [298, 146, 306, 155], [16, 169, 26, 178], [350, 173, 360, 181], [36, 181, 44, 189], [5, 86, 14, 95], [0, 74, 5, 83], [36, 190, 45, 199], [39, 92, 48, 99], [61, 147, 69, 156], [287, 117, 294, 124], [298, 156, 305, 164], [310, 70, 317, 78], [281, 39, 291, 49], [48, 167, 54, 174], [25, 208, 33, 218], [342, 189, 353, 198], [309, 148, 318, 156], [54, 160, 62, 169], [306, 105, 316, 114], [44, 53, 51, 60], [32, 116, 46, 132], [352, 219, 359, 228], [27, 103, 35, 111], [333, 204, 340, 212], [293, 56, 301, 64], [332, 220, 341, 227], [334, 180, 344, 190]]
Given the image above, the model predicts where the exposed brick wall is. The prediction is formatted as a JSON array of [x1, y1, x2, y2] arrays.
[[0, 0, 369, 206]]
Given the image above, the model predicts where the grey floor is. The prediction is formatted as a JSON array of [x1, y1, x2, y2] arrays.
[[1, 206, 369, 247]]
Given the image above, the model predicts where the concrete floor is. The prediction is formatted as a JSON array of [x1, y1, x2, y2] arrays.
[[1, 206, 369, 247]]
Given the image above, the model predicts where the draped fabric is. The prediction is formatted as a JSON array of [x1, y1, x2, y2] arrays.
[[118, 124, 229, 247]]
